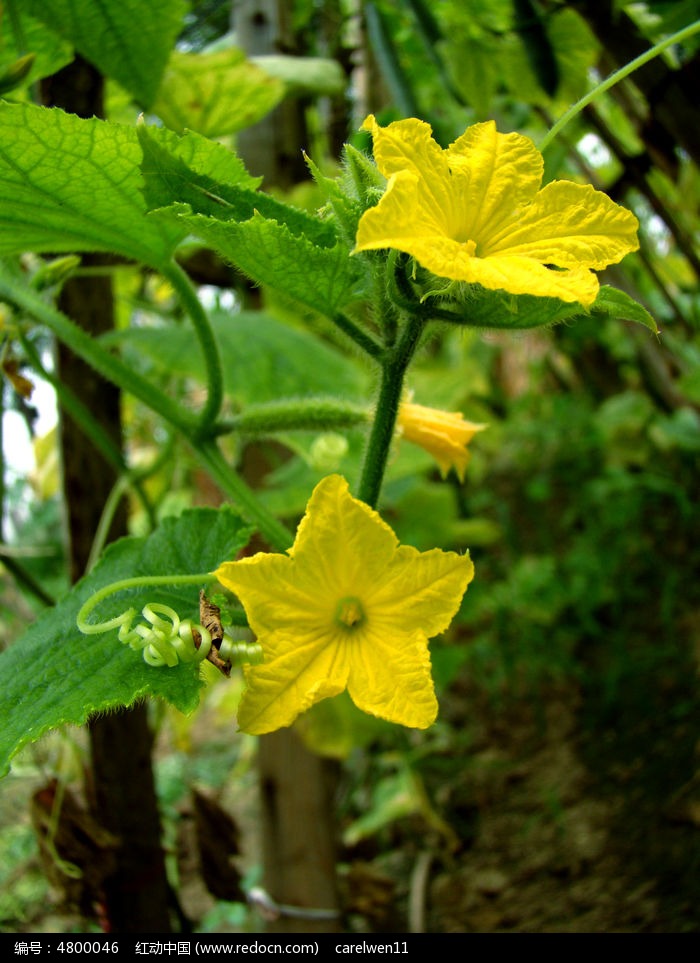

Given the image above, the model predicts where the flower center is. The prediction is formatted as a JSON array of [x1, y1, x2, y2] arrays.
[[334, 596, 366, 629]]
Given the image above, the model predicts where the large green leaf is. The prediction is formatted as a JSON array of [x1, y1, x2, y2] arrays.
[[1, 5, 73, 90], [252, 55, 346, 96], [0, 508, 253, 777], [0, 107, 266, 271], [152, 49, 285, 137], [23, 0, 186, 106], [113, 310, 368, 403], [161, 208, 365, 317], [0, 103, 181, 268], [138, 123, 364, 315], [138, 123, 334, 245]]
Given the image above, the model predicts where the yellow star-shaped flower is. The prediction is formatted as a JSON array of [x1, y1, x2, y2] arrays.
[[355, 115, 639, 307], [216, 474, 474, 734], [397, 400, 486, 482]]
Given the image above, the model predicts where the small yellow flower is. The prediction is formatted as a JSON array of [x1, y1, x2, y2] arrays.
[[216, 474, 473, 734], [355, 115, 639, 307], [398, 401, 485, 482]]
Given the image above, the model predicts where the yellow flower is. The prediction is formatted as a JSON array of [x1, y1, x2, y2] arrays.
[[397, 401, 485, 482], [355, 115, 639, 307], [216, 474, 473, 734]]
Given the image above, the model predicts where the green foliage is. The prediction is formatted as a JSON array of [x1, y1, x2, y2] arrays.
[[0, 509, 252, 776], [21, 0, 187, 105], [114, 310, 368, 404], [0, 103, 181, 268], [151, 49, 285, 137]]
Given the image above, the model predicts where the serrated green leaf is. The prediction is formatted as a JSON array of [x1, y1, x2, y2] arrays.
[[23, 0, 186, 106], [152, 49, 285, 137], [0, 508, 253, 777], [138, 124, 335, 247], [156, 207, 364, 317], [112, 310, 367, 403], [591, 286, 659, 334], [0, 103, 182, 268]]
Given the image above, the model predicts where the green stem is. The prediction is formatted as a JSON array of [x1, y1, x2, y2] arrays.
[[163, 260, 224, 434], [331, 311, 384, 359], [0, 263, 197, 435], [215, 398, 370, 436], [0, 551, 56, 606], [540, 19, 700, 152], [194, 440, 294, 551], [357, 310, 424, 508], [77, 572, 217, 634]]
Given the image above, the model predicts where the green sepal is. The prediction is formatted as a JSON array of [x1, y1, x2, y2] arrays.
[[0, 508, 253, 777], [430, 283, 658, 333]]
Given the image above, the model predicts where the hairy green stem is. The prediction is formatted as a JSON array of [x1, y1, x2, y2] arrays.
[[358, 310, 424, 508], [540, 19, 700, 152], [331, 311, 384, 359], [216, 398, 370, 436], [164, 260, 224, 434]]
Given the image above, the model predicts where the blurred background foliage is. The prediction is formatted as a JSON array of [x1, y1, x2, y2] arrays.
[[1, 0, 699, 934]]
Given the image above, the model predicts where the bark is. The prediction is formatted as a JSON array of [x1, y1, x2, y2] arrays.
[[42, 56, 173, 933]]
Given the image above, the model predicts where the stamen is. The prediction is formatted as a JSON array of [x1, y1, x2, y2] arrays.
[[334, 596, 365, 628]]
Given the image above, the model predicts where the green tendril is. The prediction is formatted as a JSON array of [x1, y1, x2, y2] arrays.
[[76, 573, 261, 670]]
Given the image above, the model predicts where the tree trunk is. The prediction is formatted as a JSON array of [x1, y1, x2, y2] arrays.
[[42, 56, 173, 933]]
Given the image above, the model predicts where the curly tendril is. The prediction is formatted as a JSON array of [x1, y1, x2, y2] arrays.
[[75, 573, 259, 670]]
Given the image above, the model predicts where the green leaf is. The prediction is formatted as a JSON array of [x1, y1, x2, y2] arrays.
[[0, 102, 182, 268], [112, 310, 368, 403], [151, 49, 285, 137], [590, 286, 659, 334], [252, 55, 346, 96], [23, 0, 186, 106], [138, 123, 335, 247], [0, 508, 253, 777], [0, 9, 73, 89], [162, 209, 365, 316]]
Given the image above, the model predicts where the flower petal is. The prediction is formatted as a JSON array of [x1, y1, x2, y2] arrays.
[[216, 553, 328, 637], [359, 116, 455, 239], [368, 545, 473, 638], [238, 628, 350, 734], [347, 628, 438, 729], [483, 181, 640, 268], [446, 121, 544, 245], [290, 474, 399, 596]]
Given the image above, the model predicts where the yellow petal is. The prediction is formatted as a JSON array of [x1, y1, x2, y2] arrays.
[[483, 181, 640, 268], [238, 628, 349, 735], [290, 474, 400, 597], [355, 115, 639, 306], [398, 401, 486, 480], [446, 121, 543, 245], [347, 628, 438, 729], [217, 474, 474, 735], [368, 545, 474, 638]]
